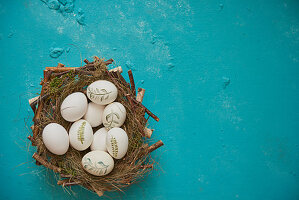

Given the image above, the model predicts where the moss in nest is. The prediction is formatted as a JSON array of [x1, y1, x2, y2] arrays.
[[66, 70, 75, 80], [49, 77, 62, 95]]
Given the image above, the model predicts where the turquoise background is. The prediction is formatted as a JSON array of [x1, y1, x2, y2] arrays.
[[0, 0, 298, 199]]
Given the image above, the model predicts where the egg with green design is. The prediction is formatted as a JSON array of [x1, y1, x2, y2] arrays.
[[82, 150, 114, 176], [106, 127, 128, 159], [102, 102, 126, 129], [69, 119, 93, 151], [86, 80, 118, 105]]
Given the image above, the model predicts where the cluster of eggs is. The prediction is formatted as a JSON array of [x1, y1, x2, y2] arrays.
[[42, 80, 128, 176]]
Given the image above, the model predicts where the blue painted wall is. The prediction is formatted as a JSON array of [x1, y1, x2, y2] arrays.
[[0, 0, 298, 199]]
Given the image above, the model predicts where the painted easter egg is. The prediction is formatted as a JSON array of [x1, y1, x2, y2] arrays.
[[102, 102, 126, 129], [83, 102, 105, 127], [82, 150, 114, 176], [60, 92, 88, 122], [42, 123, 69, 155], [86, 80, 118, 105], [91, 128, 108, 151], [106, 127, 128, 159], [69, 119, 93, 151]]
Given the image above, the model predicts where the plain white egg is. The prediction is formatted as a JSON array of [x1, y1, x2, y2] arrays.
[[91, 128, 108, 151], [87, 80, 118, 105], [83, 102, 105, 127], [69, 119, 93, 151], [60, 92, 88, 122], [42, 123, 69, 155], [82, 150, 114, 176], [106, 127, 128, 159], [102, 102, 126, 129]]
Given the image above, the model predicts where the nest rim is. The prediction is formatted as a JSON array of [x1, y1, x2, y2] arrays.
[[28, 58, 163, 197]]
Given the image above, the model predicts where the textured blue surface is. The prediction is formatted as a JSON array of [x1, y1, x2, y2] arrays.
[[0, 0, 299, 199]]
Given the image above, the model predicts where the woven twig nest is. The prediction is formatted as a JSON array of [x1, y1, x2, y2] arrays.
[[28, 57, 164, 197]]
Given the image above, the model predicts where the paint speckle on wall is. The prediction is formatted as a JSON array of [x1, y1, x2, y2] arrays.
[[222, 77, 230, 89], [75, 8, 85, 25], [8, 32, 14, 38], [219, 3, 224, 11], [125, 61, 136, 71], [40, 0, 84, 25], [49, 47, 64, 58], [57, 26, 64, 34], [167, 63, 175, 70], [47, 0, 60, 10]]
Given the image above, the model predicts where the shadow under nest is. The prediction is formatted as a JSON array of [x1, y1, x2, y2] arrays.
[[27, 57, 163, 197]]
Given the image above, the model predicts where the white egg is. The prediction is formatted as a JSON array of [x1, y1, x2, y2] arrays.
[[106, 127, 128, 159], [83, 102, 105, 127], [69, 119, 93, 151], [42, 123, 69, 155], [102, 102, 126, 129], [87, 80, 118, 105], [82, 150, 114, 176], [60, 92, 88, 122], [91, 128, 108, 151]]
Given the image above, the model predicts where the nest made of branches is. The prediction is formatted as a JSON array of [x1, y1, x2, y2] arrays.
[[28, 57, 163, 197]]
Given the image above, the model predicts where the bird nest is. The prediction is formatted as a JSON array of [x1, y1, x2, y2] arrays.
[[27, 57, 164, 197]]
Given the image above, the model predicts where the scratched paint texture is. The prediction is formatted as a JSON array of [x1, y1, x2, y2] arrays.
[[0, 0, 298, 199]]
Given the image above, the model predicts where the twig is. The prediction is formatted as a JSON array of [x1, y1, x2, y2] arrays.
[[93, 57, 113, 66], [148, 140, 164, 153], [84, 59, 90, 64], [42, 70, 52, 85], [50, 63, 95, 76], [63, 182, 80, 186], [140, 163, 154, 169], [110, 71, 130, 88], [49, 62, 120, 77], [33, 70, 52, 140], [29, 94, 49, 113], [57, 179, 68, 185], [29, 96, 39, 113], [128, 70, 136, 97], [32, 153, 61, 173], [28, 96, 39, 105], [27, 135, 35, 145], [57, 179, 81, 186], [106, 71, 130, 95], [91, 184, 104, 197], [27, 135, 33, 141], [109, 66, 123, 73], [45, 67, 81, 72], [136, 88, 145, 102], [144, 128, 154, 138], [57, 63, 65, 68], [60, 174, 73, 178], [104, 58, 114, 65], [127, 94, 160, 122]]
